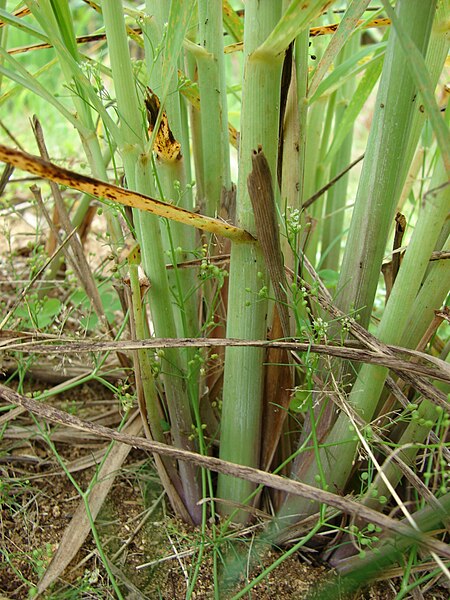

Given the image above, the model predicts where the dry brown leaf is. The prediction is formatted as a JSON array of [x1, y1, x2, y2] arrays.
[[0, 144, 254, 243]]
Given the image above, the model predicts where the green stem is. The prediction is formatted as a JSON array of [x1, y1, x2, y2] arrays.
[[135, 157, 202, 523], [103, 0, 202, 522], [336, 0, 437, 329], [217, 0, 283, 521], [278, 119, 449, 526], [321, 34, 360, 271], [195, 0, 231, 216]]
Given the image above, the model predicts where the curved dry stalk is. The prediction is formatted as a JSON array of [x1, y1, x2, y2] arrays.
[[3, 337, 449, 385], [0, 144, 254, 243]]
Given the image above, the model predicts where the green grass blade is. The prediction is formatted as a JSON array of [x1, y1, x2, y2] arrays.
[[381, 0, 450, 176], [309, 42, 386, 104], [324, 41, 384, 164], [49, 0, 78, 58], [0, 48, 86, 133], [222, 0, 244, 43], [308, 0, 371, 99], [0, 7, 47, 41], [258, 1, 337, 57]]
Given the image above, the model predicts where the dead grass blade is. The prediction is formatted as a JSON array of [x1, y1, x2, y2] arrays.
[[0, 163, 14, 194], [30, 117, 130, 368], [261, 308, 293, 472], [1, 383, 450, 560], [3, 337, 449, 386], [247, 146, 290, 339], [0, 143, 254, 243], [247, 146, 294, 470], [292, 255, 450, 409], [302, 153, 365, 210], [224, 19, 391, 53], [36, 410, 142, 596]]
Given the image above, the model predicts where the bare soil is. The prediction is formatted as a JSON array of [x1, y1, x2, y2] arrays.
[[2, 379, 449, 599], [0, 379, 403, 600]]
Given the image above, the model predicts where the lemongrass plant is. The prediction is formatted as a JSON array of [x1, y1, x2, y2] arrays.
[[0, 0, 449, 592]]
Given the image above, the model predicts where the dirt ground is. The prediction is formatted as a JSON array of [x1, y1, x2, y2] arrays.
[[1, 379, 449, 600]]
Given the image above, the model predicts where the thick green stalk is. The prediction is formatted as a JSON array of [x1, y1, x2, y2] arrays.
[[278, 128, 449, 526], [302, 36, 327, 204], [217, 1, 282, 520], [394, 0, 450, 208], [102, 0, 201, 522], [335, 0, 437, 329], [282, 29, 309, 282], [102, 0, 142, 179], [294, 30, 309, 209], [196, 0, 232, 217], [299, 32, 330, 263], [381, 0, 450, 175], [143, 1, 198, 341], [135, 158, 201, 524]]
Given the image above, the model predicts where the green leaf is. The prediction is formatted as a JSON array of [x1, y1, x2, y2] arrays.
[[309, 42, 386, 104], [290, 390, 311, 413], [258, 0, 338, 57], [40, 297, 62, 317], [308, 0, 372, 99], [317, 269, 340, 289], [37, 298, 62, 328], [324, 44, 384, 164], [381, 0, 450, 176], [49, 0, 78, 59], [0, 7, 47, 41]]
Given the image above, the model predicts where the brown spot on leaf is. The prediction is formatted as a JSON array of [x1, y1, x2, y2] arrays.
[[145, 89, 182, 162]]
